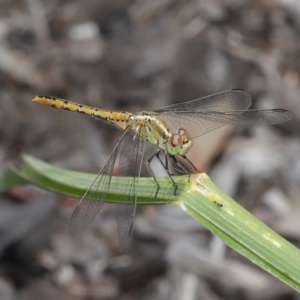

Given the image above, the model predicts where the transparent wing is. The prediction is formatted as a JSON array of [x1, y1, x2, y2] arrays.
[[156, 90, 292, 138], [156, 89, 252, 112], [69, 127, 145, 248], [69, 129, 129, 238], [112, 131, 147, 248]]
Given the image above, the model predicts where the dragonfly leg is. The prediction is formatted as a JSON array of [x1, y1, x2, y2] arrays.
[[147, 150, 161, 198], [170, 155, 200, 183], [170, 156, 190, 175], [181, 155, 199, 173], [147, 150, 178, 197], [155, 152, 178, 195], [181, 155, 200, 182]]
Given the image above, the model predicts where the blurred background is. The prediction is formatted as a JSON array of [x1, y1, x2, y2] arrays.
[[0, 0, 299, 299]]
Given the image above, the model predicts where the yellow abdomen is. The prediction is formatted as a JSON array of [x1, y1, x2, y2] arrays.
[[32, 96, 132, 130]]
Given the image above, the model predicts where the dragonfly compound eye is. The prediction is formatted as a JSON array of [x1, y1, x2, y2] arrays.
[[170, 134, 182, 147], [177, 128, 190, 136]]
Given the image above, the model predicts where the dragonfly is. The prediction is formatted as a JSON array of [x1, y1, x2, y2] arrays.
[[32, 89, 292, 244]]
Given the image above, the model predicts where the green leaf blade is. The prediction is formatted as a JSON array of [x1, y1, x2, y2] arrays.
[[179, 174, 300, 291], [3, 155, 300, 291]]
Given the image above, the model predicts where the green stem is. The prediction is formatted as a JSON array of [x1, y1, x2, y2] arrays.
[[2, 154, 300, 291]]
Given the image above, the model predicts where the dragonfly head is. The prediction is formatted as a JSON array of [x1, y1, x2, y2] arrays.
[[166, 128, 193, 156]]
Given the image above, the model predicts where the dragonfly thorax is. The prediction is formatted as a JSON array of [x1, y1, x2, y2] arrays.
[[166, 128, 193, 156], [130, 112, 171, 146]]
